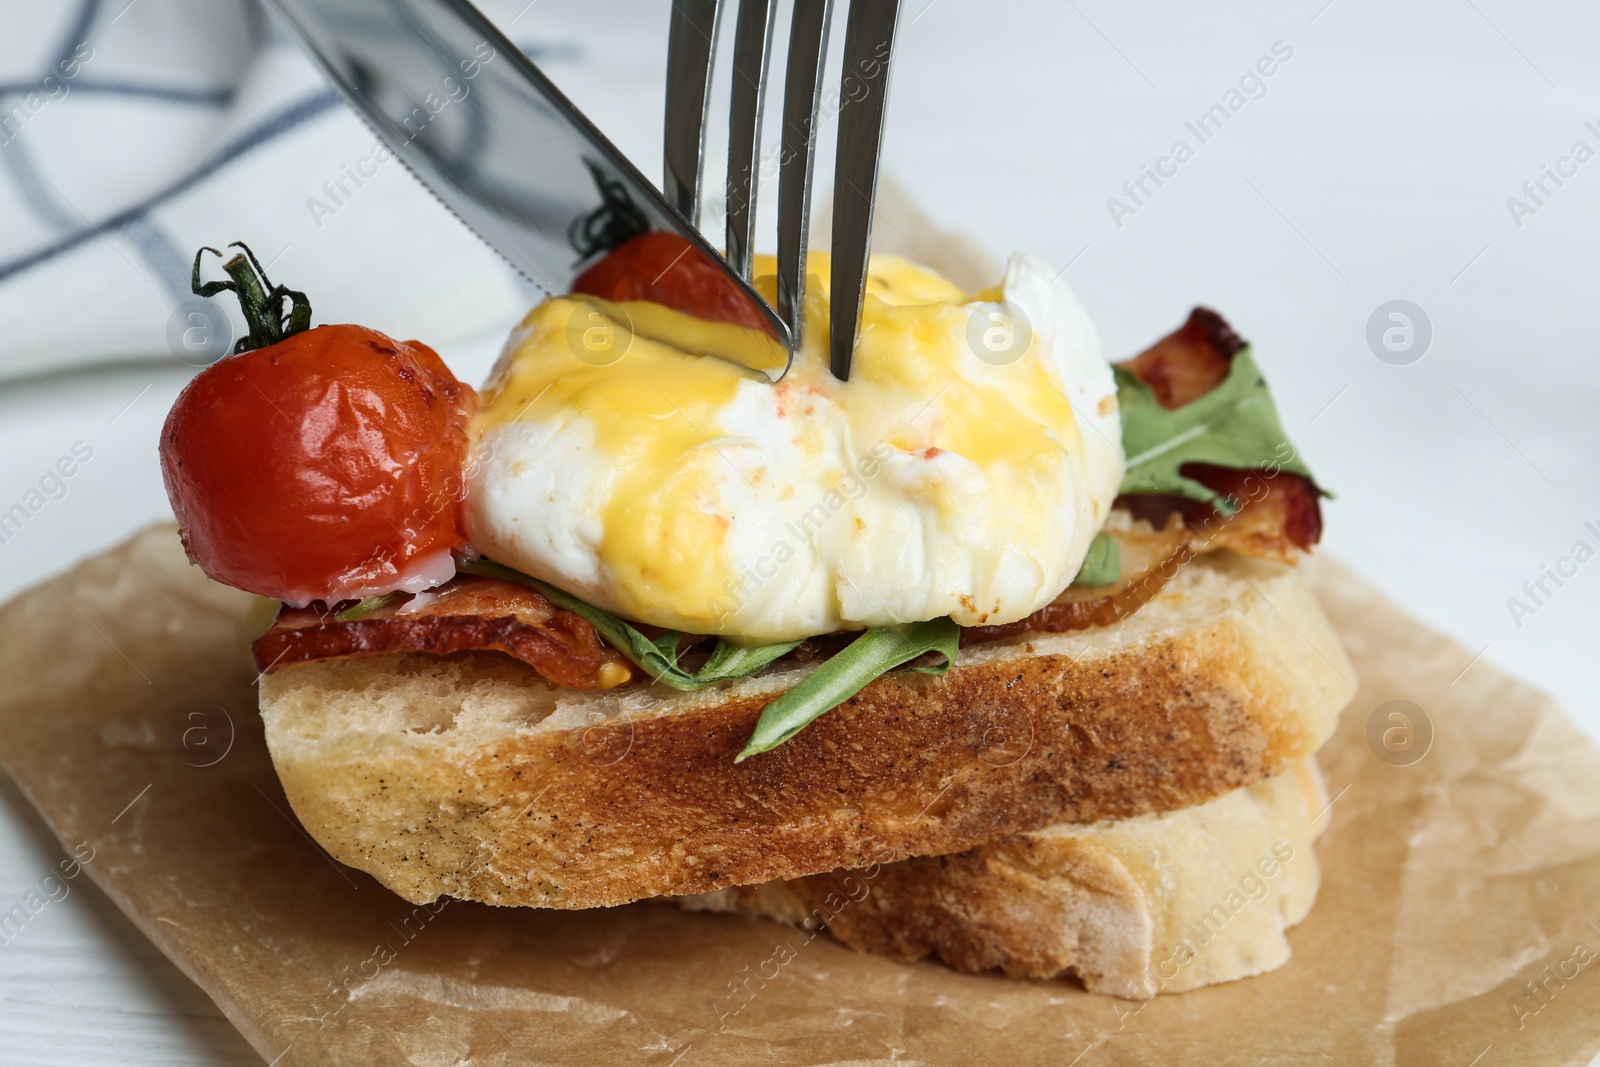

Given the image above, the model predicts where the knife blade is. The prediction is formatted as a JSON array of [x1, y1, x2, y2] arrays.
[[265, 0, 793, 380]]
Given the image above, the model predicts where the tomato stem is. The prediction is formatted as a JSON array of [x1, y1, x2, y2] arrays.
[[191, 242, 312, 354]]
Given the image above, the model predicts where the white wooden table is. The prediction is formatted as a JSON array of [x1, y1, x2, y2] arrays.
[[2, 0, 1598, 1062]]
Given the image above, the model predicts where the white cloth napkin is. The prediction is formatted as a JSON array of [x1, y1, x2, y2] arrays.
[[0, 0, 557, 383]]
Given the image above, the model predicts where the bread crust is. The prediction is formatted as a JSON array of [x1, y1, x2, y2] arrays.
[[259, 553, 1355, 909], [681, 760, 1329, 996]]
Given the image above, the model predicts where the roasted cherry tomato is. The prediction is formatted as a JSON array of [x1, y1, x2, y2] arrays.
[[571, 230, 770, 332], [160, 244, 475, 604]]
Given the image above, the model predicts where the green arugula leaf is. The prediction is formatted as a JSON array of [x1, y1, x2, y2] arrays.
[[333, 591, 405, 621], [1116, 347, 1318, 512], [696, 638, 801, 680], [456, 557, 800, 691], [460, 558, 957, 757], [736, 618, 961, 762], [1071, 532, 1120, 588]]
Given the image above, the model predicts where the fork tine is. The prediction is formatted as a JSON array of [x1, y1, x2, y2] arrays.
[[664, 0, 724, 226], [828, 0, 901, 381], [725, 0, 778, 281], [775, 0, 835, 346]]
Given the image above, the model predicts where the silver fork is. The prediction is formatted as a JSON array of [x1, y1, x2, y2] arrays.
[[664, 0, 903, 382]]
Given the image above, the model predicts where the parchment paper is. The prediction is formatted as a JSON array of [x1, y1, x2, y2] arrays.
[[3, 526, 1599, 1066]]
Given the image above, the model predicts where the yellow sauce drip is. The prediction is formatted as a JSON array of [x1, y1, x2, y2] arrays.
[[476, 253, 1087, 635]]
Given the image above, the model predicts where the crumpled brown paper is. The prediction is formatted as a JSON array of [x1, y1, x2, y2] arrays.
[[3, 526, 1600, 1067]]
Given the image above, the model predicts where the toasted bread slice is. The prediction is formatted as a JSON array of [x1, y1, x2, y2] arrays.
[[258, 553, 1355, 909], [679, 759, 1328, 996]]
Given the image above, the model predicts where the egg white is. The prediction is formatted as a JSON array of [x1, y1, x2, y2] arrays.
[[466, 252, 1123, 643]]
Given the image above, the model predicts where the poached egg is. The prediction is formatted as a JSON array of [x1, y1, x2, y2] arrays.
[[465, 252, 1123, 644]]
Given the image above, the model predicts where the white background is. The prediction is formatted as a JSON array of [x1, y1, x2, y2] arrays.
[[1, 0, 1597, 1062]]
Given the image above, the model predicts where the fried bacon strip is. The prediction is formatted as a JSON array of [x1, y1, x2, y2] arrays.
[[252, 498, 1293, 681], [1119, 306, 1242, 409], [1115, 308, 1323, 561], [961, 515, 1194, 644], [252, 575, 630, 688], [1117, 464, 1322, 561]]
